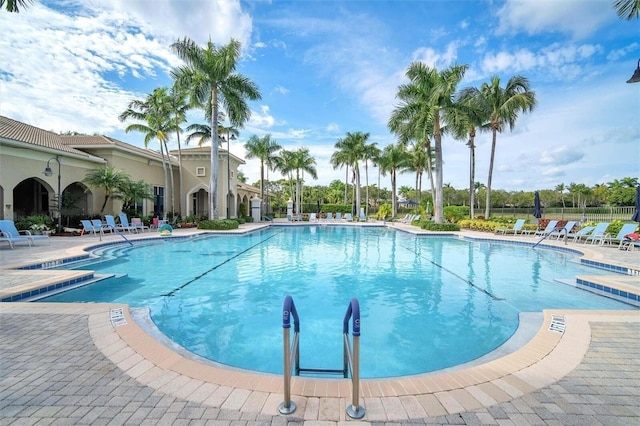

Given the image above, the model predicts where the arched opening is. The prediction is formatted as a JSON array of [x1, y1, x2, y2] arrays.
[[13, 178, 49, 219]]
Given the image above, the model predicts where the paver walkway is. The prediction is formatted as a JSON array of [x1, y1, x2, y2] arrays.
[[1, 308, 638, 425]]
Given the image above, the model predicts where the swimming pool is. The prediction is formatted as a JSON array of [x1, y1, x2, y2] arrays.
[[40, 226, 636, 378]]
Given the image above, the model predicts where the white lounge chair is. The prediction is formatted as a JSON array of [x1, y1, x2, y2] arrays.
[[495, 219, 526, 235]]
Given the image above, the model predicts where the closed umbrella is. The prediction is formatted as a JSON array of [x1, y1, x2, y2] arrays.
[[533, 191, 542, 219], [632, 185, 640, 222], [317, 200, 321, 214]]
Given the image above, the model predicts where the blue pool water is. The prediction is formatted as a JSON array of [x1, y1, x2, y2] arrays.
[[41, 226, 635, 378]]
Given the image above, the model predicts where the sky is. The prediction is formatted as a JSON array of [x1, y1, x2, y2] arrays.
[[1, 0, 639, 193]]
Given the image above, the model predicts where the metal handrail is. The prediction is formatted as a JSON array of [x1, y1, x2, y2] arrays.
[[278, 296, 365, 419], [343, 298, 365, 419], [278, 295, 299, 415]]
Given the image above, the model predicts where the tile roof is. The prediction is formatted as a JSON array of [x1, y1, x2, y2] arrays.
[[61, 134, 171, 163], [0, 115, 88, 156]]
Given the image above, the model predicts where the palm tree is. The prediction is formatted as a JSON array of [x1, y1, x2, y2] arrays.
[[244, 134, 282, 217], [167, 84, 190, 217], [287, 148, 317, 214], [389, 62, 467, 222], [119, 87, 178, 220], [1, 0, 32, 12], [171, 37, 261, 219], [377, 144, 411, 218], [333, 131, 369, 214], [467, 75, 537, 218], [555, 183, 566, 209], [120, 179, 154, 213], [447, 87, 488, 219], [362, 142, 380, 216], [83, 166, 129, 214], [614, 0, 640, 20], [407, 141, 429, 204]]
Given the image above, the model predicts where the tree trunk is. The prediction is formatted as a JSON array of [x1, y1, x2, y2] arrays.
[[210, 88, 219, 220], [176, 131, 184, 218], [159, 141, 169, 220], [469, 137, 475, 219], [485, 129, 497, 218], [163, 140, 175, 219], [391, 169, 397, 218], [433, 116, 443, 223]]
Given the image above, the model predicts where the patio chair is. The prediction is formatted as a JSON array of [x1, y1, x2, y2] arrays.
[[583, 222, 610, 245], [602, 223, 639, 247], [0, 221, 32, 248], [118, 213, 139, 233], [80, 219, 100, 236], [335, 212, 342, 221], [533, 220, 559, 237], [105, 215, 127, 233], [131, 217, 150, 232], [359, 212, 367, 221], [548, 221, 578, 240], [326, 212, 334, 221], [0, 219, 46, 246], [566, 226, 595, 243], [495, 219, 526, 235], [344, 213, 353, 221], [309, 213, 317, 222]]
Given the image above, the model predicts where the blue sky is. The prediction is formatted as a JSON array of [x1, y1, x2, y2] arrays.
[[1, 0, 638, 192]]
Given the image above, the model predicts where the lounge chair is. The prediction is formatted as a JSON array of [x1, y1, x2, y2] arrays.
[[131, 217, 150, 232], [335, 212, 342, 221], [326, 212, 333, 221], [548, 221, 577, 240], [359, 212, 367, 221], [0, 220, 33, 248], [344, 213, 353, 221], [602, 223, 639, 247], [118, 213, 139, 233], [533, 220, 559, 237], [80, 219, 100, 236], [495, 219, 526, 235], [309, 213, 318, 222], [397, 214, 410, 223], [105, 215, 128, 233], [566, 226, 595, 243], [92, 219, 113, 234], [0, 219, 47, 246], [583, 222, 610, 245]]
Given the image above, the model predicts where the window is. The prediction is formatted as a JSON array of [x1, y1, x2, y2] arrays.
[[196, 167, 206, 177]]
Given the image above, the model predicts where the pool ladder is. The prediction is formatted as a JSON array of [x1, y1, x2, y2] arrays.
[[278, 295, 365, 419]]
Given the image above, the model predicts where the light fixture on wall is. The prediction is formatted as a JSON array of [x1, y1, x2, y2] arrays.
[[43, 156, 62, 234]]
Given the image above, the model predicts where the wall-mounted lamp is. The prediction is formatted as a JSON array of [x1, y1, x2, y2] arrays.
[[627, 59, 640, 83]]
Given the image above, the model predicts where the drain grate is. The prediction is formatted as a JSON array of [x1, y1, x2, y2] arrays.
[[110, 308, 127, 327], [548, 315, 566, 333]]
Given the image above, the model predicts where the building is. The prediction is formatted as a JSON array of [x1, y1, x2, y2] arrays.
[[0, 115, 261, 226]]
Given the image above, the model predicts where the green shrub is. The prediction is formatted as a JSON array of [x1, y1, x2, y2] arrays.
[[376, 203, 392, 220], [244, 216, 254, 223], [420, 220, 460, 231], [443, 206, 469, 223], [197, 219, 239, 230], [234, 217, 246, 225], [15, 215, 54, 232]]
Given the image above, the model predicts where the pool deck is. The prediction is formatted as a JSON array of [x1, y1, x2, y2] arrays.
[[1, 222, 639, 425]]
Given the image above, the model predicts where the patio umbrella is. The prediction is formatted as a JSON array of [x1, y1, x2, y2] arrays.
[[632, 185, 640, 222], [533, 191, 542, 219], [317, 200, 321, 214]]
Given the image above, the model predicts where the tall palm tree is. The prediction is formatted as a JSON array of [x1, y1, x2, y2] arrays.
[[244, 134, 281, 217], [330, 147, 350, 205], [362, 142, 381, 216], [288, 148, 317, 214], [377, 144, 411, 218], [389, 62, 467, 222], [333, 131, 369, 214], [467, 75, 537, 218], [171, 37, 261, 219], [119, 87, 178, 220], [83, 166, 129, 214], [167, 84, 190, 217], [407, 141, 428, 203], [555, 183, 566, 209], [447, 87, 488, 219]]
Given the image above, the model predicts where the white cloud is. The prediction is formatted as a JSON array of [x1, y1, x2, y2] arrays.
[[496, 0, 614, 39], [538, 146, 585, 166], [326, 123, 340, 132], [273, 85, 290, 95]]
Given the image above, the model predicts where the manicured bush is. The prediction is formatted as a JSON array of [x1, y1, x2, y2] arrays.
[[443, 206, 469, 223], [197, 219, 239, 230], [420, 220, 460, 231], [14, 215, 54, 232]]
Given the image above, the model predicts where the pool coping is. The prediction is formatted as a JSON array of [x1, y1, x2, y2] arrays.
[[3, 302, 637, 421]]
